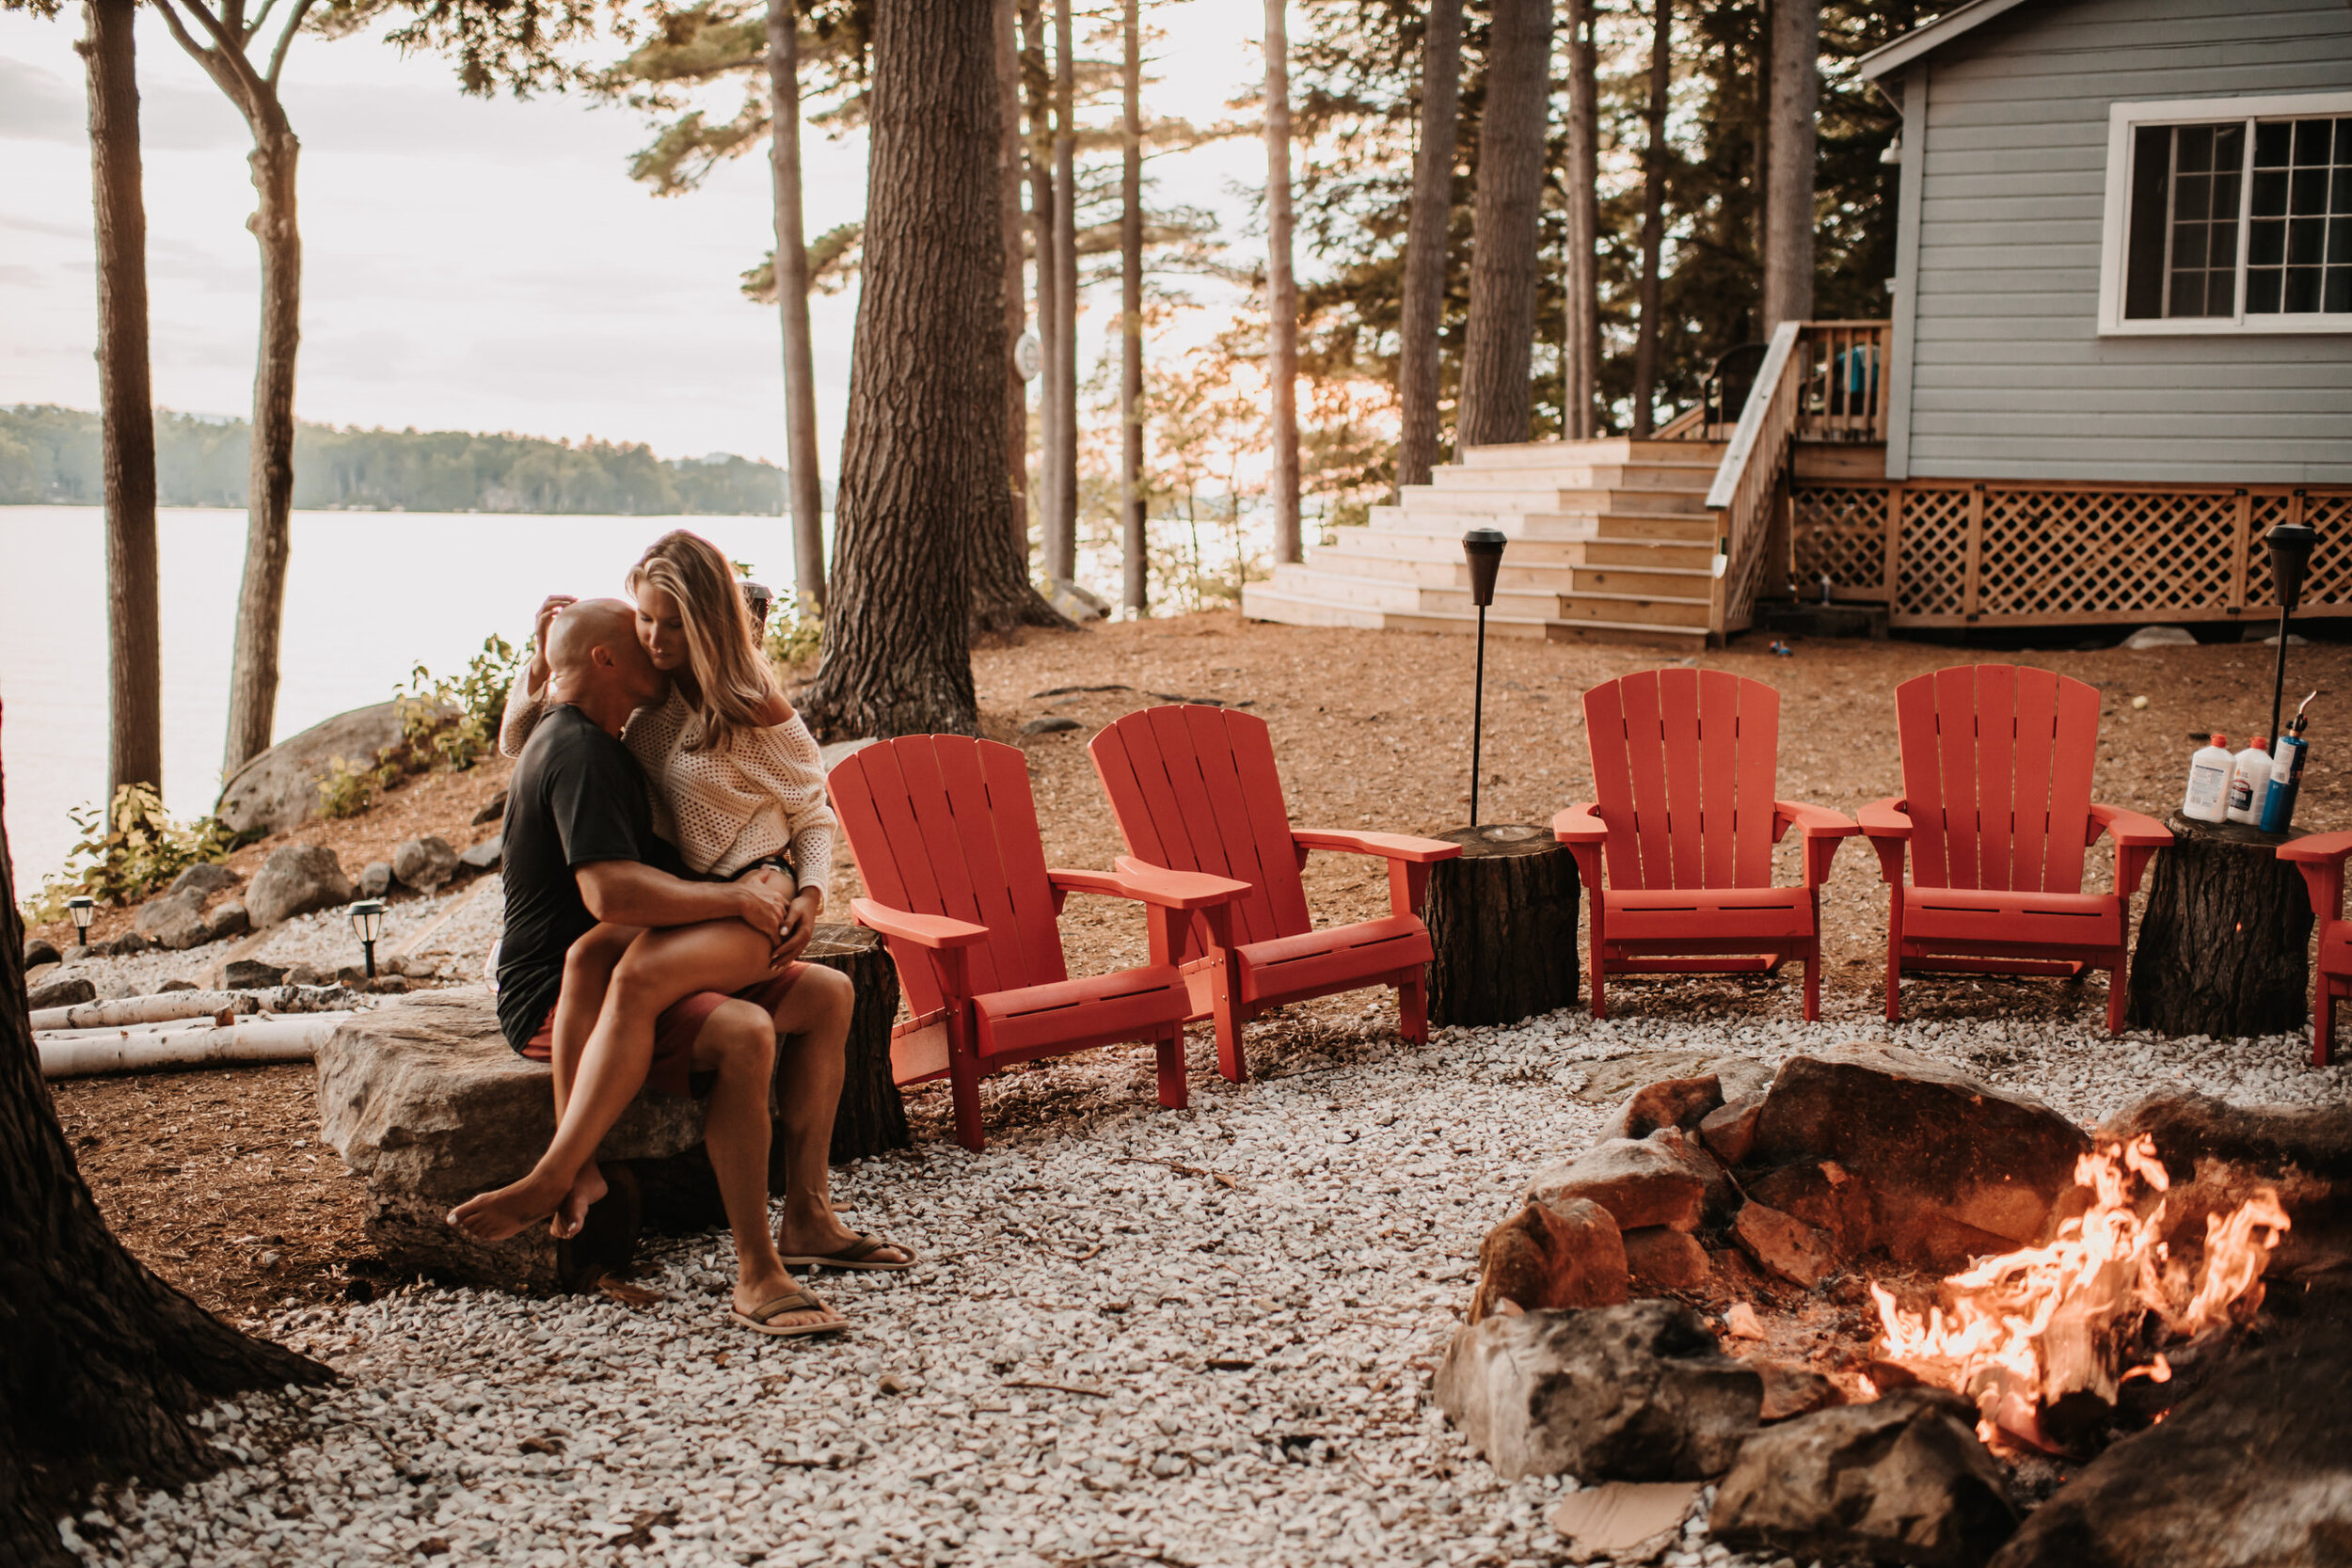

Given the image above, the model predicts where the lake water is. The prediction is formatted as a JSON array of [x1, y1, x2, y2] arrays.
[[0, 507, 808, 889]]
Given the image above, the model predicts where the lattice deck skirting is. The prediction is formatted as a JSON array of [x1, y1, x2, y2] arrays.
[[1788, 482, 2352, 628]]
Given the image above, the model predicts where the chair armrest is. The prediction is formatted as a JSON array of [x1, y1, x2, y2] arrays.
[[1551, 803, 1608, 847], [850, 898, 989, 949], [1774, 801, 1858, 888], [2088, 803, 2170, 900], [2087, 802, 2171, 848], [1291, 828, 1462, 864], [1858, 798, 1911, 885], [2276, 831, 2352, 864], [2280, 832, 2352, 925], [1773, 801, 1859, 839], [1054, 864, 1249, 911]]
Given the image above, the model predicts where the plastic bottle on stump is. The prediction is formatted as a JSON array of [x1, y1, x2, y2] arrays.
[[2226, 736, 2272, 824], [2183, 734, 2233, 824], [2258, 695, 2317, 834]]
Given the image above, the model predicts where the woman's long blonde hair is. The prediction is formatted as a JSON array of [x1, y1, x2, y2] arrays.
[[626, 529, 779, 753]]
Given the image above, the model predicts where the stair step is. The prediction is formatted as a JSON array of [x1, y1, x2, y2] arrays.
[[1555, 590, 1715, 629], [1569, 565, 1718, 598]]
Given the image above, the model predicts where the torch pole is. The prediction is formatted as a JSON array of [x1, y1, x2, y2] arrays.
[[1470, 604, 1488, 827]]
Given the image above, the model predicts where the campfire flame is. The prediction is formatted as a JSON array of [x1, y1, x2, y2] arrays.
[[1869, 1134, 2289, 1450]]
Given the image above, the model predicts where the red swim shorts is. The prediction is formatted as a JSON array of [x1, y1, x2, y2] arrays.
[[522, 962, 811, 1099]]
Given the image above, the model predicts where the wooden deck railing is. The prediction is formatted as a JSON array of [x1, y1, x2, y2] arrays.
[[1704, 322, 1803, 637], [1793, 321, 1890, 444]]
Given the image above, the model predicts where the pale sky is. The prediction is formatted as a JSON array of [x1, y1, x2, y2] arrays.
[[0, 3, 1268, 466]]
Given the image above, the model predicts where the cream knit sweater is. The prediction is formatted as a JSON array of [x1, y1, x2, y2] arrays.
[[500, 681, 835, 892]]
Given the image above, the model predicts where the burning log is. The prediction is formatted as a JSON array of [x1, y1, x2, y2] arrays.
[[1870, 1134, 2289, 1453]]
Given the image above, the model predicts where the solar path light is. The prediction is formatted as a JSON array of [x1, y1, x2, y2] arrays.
[[347, 899, 388, 980], [66, 895, 95, 949]]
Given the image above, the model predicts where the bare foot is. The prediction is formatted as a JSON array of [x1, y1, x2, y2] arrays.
[[551, 1161, 610, 1240], [448, 1171, 567, 1242], [733, 1261, 846, 1333]]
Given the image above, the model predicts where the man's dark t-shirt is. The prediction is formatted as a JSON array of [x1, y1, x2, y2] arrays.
[[496, 704, 675, 1050]]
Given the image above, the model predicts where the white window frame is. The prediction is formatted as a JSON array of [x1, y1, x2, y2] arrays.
[[2097, 90, 2352, 336]]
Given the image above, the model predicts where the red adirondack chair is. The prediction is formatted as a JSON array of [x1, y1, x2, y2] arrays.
[[1859, 665, 2169, 1032], [830, 735, 1249, 1151], [2275, 833, 2352, 1065], [1554, 668, 1856, 1020], [1088, 705, 1461, 1076]]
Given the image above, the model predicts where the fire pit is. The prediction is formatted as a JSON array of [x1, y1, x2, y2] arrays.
[[1438, 1044, 2352, 1566]]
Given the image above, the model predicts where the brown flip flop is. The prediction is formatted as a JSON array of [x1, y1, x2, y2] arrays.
[[730, 1288, 850, 1338], [780, 1233, 916, 1272]]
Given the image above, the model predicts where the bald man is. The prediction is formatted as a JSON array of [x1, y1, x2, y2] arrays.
[[472, 598, 843, 1333]]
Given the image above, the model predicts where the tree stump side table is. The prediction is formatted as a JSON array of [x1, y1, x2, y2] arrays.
[[1423, 825, 1581, 1027], [2124, 812, 2314, 1038], [803, 923, 911, 1165]]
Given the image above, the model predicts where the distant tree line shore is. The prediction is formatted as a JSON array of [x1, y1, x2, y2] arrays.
[[0, 405, 789, 516]]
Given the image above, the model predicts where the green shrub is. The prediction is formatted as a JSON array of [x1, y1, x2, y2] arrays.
[[22, 784, 234, 923], [317, 754, 397, 819], [396, 635, 520, 773], [766, 593, 823, 671]]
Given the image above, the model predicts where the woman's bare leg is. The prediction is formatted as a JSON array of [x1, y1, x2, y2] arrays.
[[451, 918, 781, 1241], [548, 923, 640, 1237]]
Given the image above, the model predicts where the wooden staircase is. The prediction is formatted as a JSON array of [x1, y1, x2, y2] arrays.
[[1241, 436, 1728, 648]]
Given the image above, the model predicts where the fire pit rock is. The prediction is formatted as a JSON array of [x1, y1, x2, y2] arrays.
[[1748, 1045, 2091, 1270], [1525, 1126, 1728, 1234], [1435, 1299, 1760, 1482], [1711, 1385, 2019, 1568], [2105, 1089, 2352, 1279], [1468, 1198, 1629, 1321], [1985, 1301, 2352, 1568]]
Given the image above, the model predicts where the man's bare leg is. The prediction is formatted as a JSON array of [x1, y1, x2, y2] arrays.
[[548, 923, 639, 1237], [692, 998, 840, 1331], [768, 966, 912, 1264], [451, 919, 780, 1241]]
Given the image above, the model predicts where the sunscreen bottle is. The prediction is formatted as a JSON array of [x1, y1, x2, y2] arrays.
[[2227, 736, 2272, 824], [2184, 734, 2233, 824]]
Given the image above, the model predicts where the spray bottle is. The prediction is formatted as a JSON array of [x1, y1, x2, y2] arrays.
[[2227, 736, 2273, 824], [2257, 693, 2318, 834], [2184, 733, 2234, 824]]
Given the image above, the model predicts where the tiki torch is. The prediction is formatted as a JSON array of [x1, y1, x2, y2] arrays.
[[1462, 528, 1507, 826], [2266, 515, 2317, 761]]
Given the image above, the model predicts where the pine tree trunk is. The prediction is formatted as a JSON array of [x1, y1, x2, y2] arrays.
[[1628, 0, 1672, 437], [1762, 0, 1820, 331], [0, 731, 328, 1565], [768, 2, 828, 612], [996, 0, 1029, 560], [220, 116, 300, 776], [1021, 0, 1056, 558], [1394, 0, 1461, 490], [1263, 0, 1301, 564], [798, 0, 1009, 739], [80, 0, 162, 805], [1563, 0, 1600, 439], [1045, 0, 1078, 584], [1120, 0, 1147, 612], [1454, 0, 1553, 450], [1751, 1, 1772, 332]]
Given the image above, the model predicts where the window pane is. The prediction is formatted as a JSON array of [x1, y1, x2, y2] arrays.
[[2124, 125, 2172, 318], [2209, 270, 2238, 316], [2256, 119, 2293, 166], [2333, 215, 2352, 267], [2327, 267, 2352, 314], [2250, 216, 2287, 265], [2211, 216, 2239, 269], [2253, 168, 2290, 217], [2335, 167, 2352, 214], [2293, 166, 2328, 214], [2179, 123, 2216, 172], [2249, 267, 2284, 313], [2286, 266, 2322, 312], [2173, 222, 2209, 268], [2176, 171, 2211, 221], [2291, 215, 2327, 264], [2217, 123, 2246, 173], [2294, 117, 2333, 166]]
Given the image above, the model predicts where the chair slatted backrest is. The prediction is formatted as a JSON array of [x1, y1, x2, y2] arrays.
[[1894, 664, 2100, 894], [1089, 705, 1313, 958], [829, 736, 1068, 1016], [1582, 668, 1781, 890]]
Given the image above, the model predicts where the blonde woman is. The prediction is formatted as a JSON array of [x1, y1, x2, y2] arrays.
[[453, 531, 909, 1314]]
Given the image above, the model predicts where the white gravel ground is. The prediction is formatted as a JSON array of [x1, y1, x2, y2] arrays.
[[56, 1001, 2347, 1568]]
